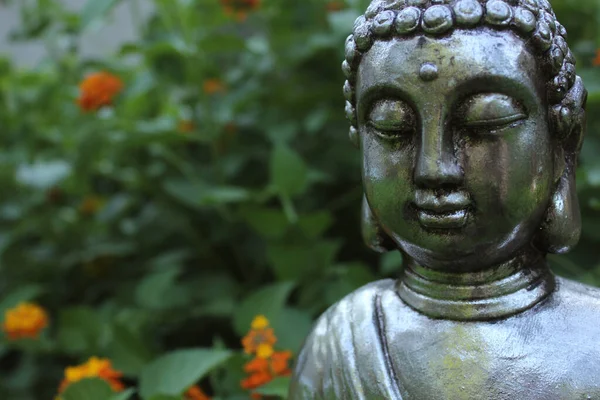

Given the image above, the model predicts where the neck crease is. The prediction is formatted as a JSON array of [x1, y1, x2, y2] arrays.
[[396, 250, 555, 321]]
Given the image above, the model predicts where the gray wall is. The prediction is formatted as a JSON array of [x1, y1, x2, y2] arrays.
[[0, 0, 153, 67]]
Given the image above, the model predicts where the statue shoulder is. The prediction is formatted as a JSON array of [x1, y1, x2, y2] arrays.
[[288, 279, 397, 400], [555, 276, 600, 305]]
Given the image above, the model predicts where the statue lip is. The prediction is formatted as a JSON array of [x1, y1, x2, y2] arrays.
[[413, 190, 471, 229], [416, 207, 469, 229], [413, 190, 471, 212]]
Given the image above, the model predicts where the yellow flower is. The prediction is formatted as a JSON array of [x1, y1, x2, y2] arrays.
[[58, 357, 125, 394], [256, 343, 274, 359], [2, 302, 49, 340], [251, 315, 269, 330]]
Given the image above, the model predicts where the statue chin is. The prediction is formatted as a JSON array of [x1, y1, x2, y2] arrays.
[[290, 0, 599, 398]]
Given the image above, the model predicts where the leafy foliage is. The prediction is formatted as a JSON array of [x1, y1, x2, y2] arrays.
[[0, 0, 599, 398]]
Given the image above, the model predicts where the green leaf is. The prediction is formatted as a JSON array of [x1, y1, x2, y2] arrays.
[[267, 240, 341, 281], [239, 206, 289, 239], [232, 282, 295, 336], [81, 0, 122, 29], [380, 251, 403, 275], [135, 268, 188, 310], [110, 388, 136, 400], [57, 307, 107, 354], [164, 180, 251, 209], [139, 348, 232, 399], [0, 285, 44, 318], [270, 308, 313, 353], [298, 212, 333, 238], [105, 323, 154, 376], [254, 376, 291, 397], [62, 378, 114, 400], [267, 244, 314, 281], [270, 145, 308, 197]]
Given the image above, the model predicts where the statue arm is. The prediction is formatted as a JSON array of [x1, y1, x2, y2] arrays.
[[288, 312, 331, 400]]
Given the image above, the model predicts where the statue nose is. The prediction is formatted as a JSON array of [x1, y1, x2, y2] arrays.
[[414, 118, 463, 189]]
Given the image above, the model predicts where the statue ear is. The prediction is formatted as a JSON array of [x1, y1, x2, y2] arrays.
[[536, 76, 586, 254], [535, 170, 581, 254], [362, 195, 395, 253]]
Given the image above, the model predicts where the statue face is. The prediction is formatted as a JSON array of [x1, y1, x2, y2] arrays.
[[357, 29, 555, 270]]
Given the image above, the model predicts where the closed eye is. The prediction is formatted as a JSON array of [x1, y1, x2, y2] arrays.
[[367, 98, 416, 139], [464, 113, 526, 128], [460, 93, 527, 132]]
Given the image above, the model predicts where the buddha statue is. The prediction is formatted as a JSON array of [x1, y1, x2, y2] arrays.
[[289, 0, 600, 398]]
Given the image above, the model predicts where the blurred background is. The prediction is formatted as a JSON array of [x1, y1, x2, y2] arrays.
[[0, 0, 598, 399]]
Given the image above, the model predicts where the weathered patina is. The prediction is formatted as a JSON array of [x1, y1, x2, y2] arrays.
[[289, 0, 600, 398]]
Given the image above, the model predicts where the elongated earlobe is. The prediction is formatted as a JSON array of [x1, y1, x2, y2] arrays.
[[535, 171, 581, 254], [362, 195, 395, 253], [536, 76, 586, 254]]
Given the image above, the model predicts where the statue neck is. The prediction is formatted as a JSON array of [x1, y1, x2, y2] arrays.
[[396, 249, 555, 321]]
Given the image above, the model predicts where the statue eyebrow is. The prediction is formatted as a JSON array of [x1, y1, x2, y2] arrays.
[[451, 74, 539, 111], [356, 85, 414, 121]]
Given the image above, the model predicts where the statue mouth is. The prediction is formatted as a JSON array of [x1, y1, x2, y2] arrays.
[[413, 190, 471, 229], [416, 207, 470, 229]]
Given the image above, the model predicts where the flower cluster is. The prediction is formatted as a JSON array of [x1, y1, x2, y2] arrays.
[[58, 357, 125, 394], [2, 302, 49, 340], [77, 71, 123, 112], [241, 315, 293, 399], [220, 0, 261, 21]]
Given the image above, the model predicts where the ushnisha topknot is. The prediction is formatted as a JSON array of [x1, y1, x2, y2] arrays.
[[343, 0, 586, 155]]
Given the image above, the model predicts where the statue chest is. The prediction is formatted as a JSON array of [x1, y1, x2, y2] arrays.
[[380, 310, 600, 400]]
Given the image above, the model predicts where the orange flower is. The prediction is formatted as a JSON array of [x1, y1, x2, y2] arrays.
[[2, 302, 49, 340], [79, 196, 103, 216], [203, 79, 225, 95], [185, 385, 211, 400], [593, 49, 600, 67], [244, 357, 269, 374], [220, 0, 260, 21], [326, 1, 346, 11], [241, 369, 272, 390], [269, 350, 292, 376], [241, 351, 293, 398], [242, 315, 277, 355], [58, 357, 124, 394], [240, 316, 293, 398], [77, 71, 123, 112], [178, 120, 195, 133]]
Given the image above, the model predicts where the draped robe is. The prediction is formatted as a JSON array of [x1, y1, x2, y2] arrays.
[[289, 278, 600, 400]]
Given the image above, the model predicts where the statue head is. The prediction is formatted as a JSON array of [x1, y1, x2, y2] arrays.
[[345, 0, 587, 270]]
